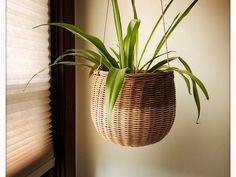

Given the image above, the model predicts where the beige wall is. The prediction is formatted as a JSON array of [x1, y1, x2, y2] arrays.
[[76, 0, 229, 177]]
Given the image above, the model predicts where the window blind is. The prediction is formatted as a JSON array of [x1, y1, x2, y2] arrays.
[[1, 0, 6, 176], [7, 0, 54, 177]]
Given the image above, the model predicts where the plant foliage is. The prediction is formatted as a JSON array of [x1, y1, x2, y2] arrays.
[[30, 0, 209, 123]]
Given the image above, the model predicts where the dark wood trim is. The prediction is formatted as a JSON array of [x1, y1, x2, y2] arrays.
[[41, 168, 55, 177], [49, 0, 75, 177]]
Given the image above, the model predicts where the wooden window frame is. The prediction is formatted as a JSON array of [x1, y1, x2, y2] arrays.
[[45, 0, 76, 177]]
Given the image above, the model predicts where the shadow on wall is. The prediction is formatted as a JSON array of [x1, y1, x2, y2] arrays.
[[94, 121, 210, 177], [76, 1, 96, 177]]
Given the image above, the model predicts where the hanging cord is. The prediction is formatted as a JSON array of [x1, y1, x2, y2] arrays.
[[103, 0, 110, 43], [160, 0, 170, 67], [96, 0, 110, 75]]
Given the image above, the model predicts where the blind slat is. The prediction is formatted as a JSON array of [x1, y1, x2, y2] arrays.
[[7, 117, 51, 135], [7, 1, 49, 21], [7, 130, 52, 151], [7, 36, 50, 49], [7, 128, 52, 147], [8, 0, 49, 10], [8, 46, 49, 56], [7, 106, 51, 122], [7, 135, 52, 154], [7, 113, 51, 131], [7, 146, 53, 177], [7, 138, 52, 161], [7, 78, 50, 88], [7, 82, 50, 92], [7, 90, 50, 104], [7, 98, 51, 114]]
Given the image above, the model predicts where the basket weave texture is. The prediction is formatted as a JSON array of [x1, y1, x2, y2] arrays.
[[90, 71, 176, 147]]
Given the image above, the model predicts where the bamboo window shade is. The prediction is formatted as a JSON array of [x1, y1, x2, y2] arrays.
[[7, 0, 54, 176]]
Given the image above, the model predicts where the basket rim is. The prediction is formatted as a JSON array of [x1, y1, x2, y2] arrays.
[[93, 70, 174, 78]]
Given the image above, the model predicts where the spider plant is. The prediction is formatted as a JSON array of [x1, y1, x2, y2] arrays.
[[30, 0, 209, 123]]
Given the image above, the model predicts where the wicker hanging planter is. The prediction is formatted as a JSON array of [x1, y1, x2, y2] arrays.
[[90, 71, 176, 147], [27, 0, 208, 148], [28, 0, 209, 148]]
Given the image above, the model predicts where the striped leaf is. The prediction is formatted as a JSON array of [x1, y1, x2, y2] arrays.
[[140, 52, 176, 72], [111, 0, 125, 68], [34, 23, 119, 68], [166, 67, 209, 123], [123, 19, 141, 70], [105, 67, 127, 123], [53, 51, 109, 70]]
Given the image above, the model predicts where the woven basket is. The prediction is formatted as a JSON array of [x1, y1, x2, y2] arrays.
[[90, 71, 176, 147]]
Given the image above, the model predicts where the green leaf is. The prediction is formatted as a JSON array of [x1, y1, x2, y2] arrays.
[[131, 0, 139, 72], [166, 67, 209, 123], [179, 72, 192, 95], [25, 61, 92, 91], [151, 61, 192, 94], [149, 56, 208, 123], [138, 0, 174, 69], [177, 57, 209, 124], [64, 49, 112, 69], [105, 67, 127, 123], [192, 82, 200, 123], [164, 0, 198, 44], [147, 0, 198, 70], [146, 13, 180, 70], [177, 57, 209, 100], [131, 0, 138, 19], [148, 56, 178, 72], [123, 19, 141, 70], [172, 68, 209, 99], [89, 64, 99, 77], [110, 47, 120, 60], [177, 57, 192, 72], [111, 0, 125, 68], [34, 23, 119, 68], [65, 49, 100, 60], [56, 61, 93, 67], [140, 52, 176, 72], [53, 51, 109, 70]]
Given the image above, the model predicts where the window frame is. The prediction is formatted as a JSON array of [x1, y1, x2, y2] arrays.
[[48, 0, 76, 176]]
